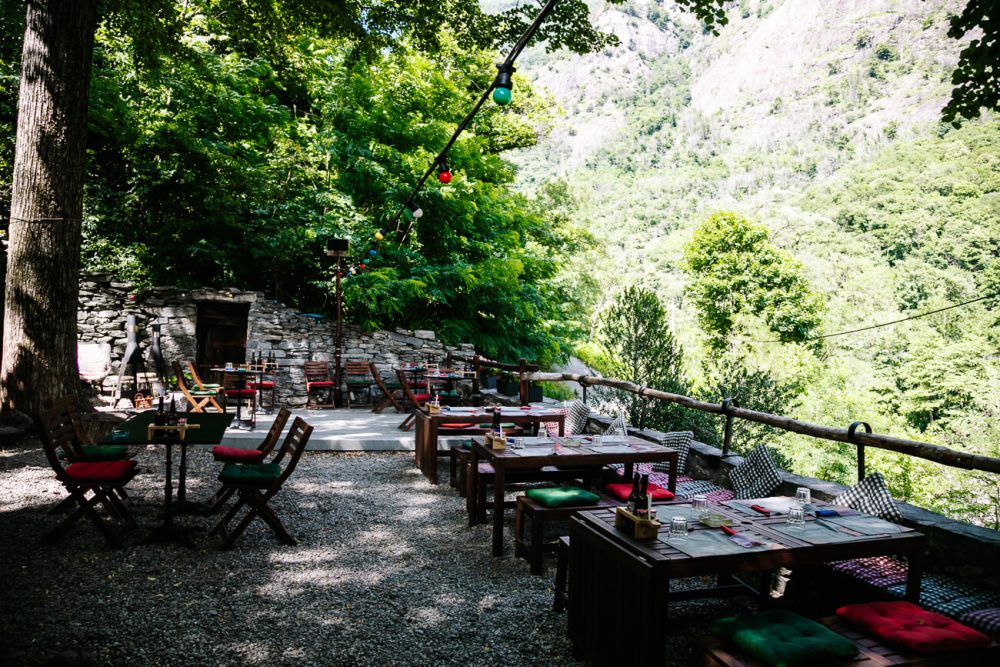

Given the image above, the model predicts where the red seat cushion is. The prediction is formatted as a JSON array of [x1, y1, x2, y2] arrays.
[[440, 423, 476, 429], [248, 381, 275, 389], [212, 445, 267, 463], [604, 481, 674, 502], [412, 393, 431, 402], [64, 459, 137, 482], [837, 601, 991, 653], [308, 381, 335, 388], [225, 389, 256, 397]]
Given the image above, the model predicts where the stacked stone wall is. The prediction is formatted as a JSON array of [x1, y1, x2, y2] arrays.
[[78, 275, 473, 406]]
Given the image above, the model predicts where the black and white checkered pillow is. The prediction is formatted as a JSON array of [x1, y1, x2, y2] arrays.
[[833, 471, 902, 522], [729, 445, 782, 500], [564, 399, 591, 435], [652, 431, 693, 474], [604, 412, 628, 437], [961, 608, 1000, 641]]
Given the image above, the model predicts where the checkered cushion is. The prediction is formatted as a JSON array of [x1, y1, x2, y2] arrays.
[[834, 471, 902, 522], [887, 574, 1000, 618], [604, 412, 628, 437], [828, 556, 909, 589], [564, 399, 590, 435], [543, 407, 569, 437], [729, 445, 782, 500], [960, 608, 1000, 641], [654, 431, 692, 473]]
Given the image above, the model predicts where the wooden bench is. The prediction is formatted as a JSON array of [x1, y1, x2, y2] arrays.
[[695, 615, 1000, 666], [514, 494, 617, 575]]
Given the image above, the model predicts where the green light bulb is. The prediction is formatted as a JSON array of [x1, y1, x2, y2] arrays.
[[493, 86, 512, 106]]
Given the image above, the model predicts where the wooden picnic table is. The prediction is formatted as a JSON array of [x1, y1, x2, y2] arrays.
[[567, 500, 927, 665], [413, 405, 566, 484], [470, 434, 679, 557]]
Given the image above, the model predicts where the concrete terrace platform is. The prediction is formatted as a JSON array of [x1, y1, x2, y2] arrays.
[[216, 408, 420, 451]]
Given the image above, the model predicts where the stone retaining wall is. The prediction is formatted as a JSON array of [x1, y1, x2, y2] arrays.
[[78, 276, 474, 406]]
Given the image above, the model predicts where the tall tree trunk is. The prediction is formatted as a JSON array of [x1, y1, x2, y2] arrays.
[[1, 0, 98, 420]]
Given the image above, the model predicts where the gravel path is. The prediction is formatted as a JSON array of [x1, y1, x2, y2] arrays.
[[0, 444, 754, 666]]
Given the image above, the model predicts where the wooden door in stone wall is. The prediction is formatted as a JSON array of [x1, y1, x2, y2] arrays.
[[195, 302, 250, 378]]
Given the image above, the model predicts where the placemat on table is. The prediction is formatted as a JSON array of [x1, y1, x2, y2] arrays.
[[822, 514, 903, 536], [725, 497, 800, 516], [771, 520, 866, 544], [658, 527, 777, 557], [585, 444, 635, 454]]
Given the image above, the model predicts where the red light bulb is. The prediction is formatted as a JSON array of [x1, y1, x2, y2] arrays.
[[438, 170, 452, 184]]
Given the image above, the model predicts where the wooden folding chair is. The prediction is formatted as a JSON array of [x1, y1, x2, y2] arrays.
[[173, 361, 224, 412], [304, 361, 335, 408], [186, 360, 221, 391], [35, 408, 139, 548], [396, 368, 431, 431], [369, 362, 403, 413], [204, 406, 292, 515], [211, 416, 314, 547], [344, 361, 373, 408]]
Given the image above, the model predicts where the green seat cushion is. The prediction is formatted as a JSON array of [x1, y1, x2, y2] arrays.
[[60, 444, 129, 461], [199, 383, 221, 389], [478, 422, 516, 429], [220, 462, 282, 485], [712, 609, 858, 667], [189, 389, 220, 396], [525, 486, 601, 508]]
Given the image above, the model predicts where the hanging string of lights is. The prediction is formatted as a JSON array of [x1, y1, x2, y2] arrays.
[[338, 0, 563, 280]]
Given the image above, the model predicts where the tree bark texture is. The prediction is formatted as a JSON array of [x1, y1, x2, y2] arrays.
[[2, 0, 98, 419], [528, 371, 1000, 475]]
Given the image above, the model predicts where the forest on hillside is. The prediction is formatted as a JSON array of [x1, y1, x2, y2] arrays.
[[0, 1, 997, 527]]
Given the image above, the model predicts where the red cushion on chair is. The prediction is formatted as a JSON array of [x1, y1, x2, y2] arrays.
[[412, 393, 431, 402], [211, 445, 267, 463], [440, 423, 476, 429], [308, 381, 335, 388], [225, 389, 256, 397], [604, 481, 674, 502], [64, 459, 137, 482], [837, 601, 991, 653], [248, 381, 275, 389]]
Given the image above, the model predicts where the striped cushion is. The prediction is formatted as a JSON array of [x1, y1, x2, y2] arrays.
[[565, 399, 590, 435]]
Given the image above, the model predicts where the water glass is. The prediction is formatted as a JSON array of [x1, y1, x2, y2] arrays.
[[795, 487, 811, 507], [692, 494, 709, 518], [509, 437, 523, 450], [668, 516, 688, 543], [787, 505, 805, 530], [590, 434, 602, 447]]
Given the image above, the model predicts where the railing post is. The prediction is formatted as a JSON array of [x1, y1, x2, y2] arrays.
[[848, 421, 872, 482], [721, 397, 736, 458], [518, 358, 528, 406]]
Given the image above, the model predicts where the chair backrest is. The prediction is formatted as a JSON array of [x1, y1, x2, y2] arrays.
[[266, 416, 314, 496], [395, 369, 427, 407], [257, 406, 292, 456], [186, 360, 211, 390], [37, 397, 90, 469], [344, 362, 371, 379], [304, 361, 331, 383], [369, 362, 394, 393]]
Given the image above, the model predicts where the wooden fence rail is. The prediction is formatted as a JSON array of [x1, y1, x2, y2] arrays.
[[527, 371, 1000, 476]]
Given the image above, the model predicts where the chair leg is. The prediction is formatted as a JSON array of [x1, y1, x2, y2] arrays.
[[204, 486, 235, 515], [256, 500, 296, 545], [530, 509, 545, 575], [211, 492, 246, 535], [553, 536, 570, 611]]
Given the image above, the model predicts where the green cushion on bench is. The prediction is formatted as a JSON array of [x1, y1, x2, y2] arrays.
[[712, 609, 859, 667], [220, 462, 282, 485], [59, 444, 129, 461], [525, 486, 601, 508], [478, 423, 516, 429]]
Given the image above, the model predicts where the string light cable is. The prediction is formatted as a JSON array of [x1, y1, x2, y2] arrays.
[[753, 293, 995, 344]]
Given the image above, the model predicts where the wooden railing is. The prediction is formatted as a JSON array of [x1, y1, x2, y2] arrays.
[[527, 371, 1000, 476], [445, 352, 540, 405]]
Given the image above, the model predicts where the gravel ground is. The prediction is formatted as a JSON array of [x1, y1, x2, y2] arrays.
[[0, 444, 755, 666]]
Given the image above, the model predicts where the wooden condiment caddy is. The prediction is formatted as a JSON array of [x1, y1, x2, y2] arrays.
[[614, 506, 661, 540], [147, 423, 200, 441], [427, 403, 442, 414], [485, 432, 507, 449]]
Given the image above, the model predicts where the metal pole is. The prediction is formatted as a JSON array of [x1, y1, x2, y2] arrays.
[[848, 421, 872, 482], [334, 256, 343, 408]]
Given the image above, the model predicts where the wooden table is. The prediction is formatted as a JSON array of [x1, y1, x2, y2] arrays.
[[471, 434, 679, 557], [101, 410, 232, 547], [414, 406, 567, 484], [567, 501, 927, 665]]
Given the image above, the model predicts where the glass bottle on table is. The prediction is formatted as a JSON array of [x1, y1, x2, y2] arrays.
[[636, 474, 650, 519], [154, 395, 165, 426], [491, 406, 502, 437], [627, 472, 641, 513]]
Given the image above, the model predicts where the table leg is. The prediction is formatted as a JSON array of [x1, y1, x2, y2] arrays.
[[467, 447, 479, 526], [164, 441, 174, 526], [414, 416, 423, 471], [427, 422, 440, 485], [905, 549, 925, 602], [669, 456, 677, 494], [142, 440, 198, 548], [558, 417, 564, 436], [174, 441, 203, 515], [492, 462, 506, 557]]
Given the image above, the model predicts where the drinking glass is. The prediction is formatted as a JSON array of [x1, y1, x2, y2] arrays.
[[786, 505, 805, 530], [692, 494, 709, 518], [668, 516, 688, 543], [590, 434, 602, 447], [795, 487, 811, 507]]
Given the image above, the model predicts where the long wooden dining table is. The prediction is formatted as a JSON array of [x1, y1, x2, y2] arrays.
[[566, 499, 926, 664], [413, 405, 567, 484], [469, 434, 680, 557]]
